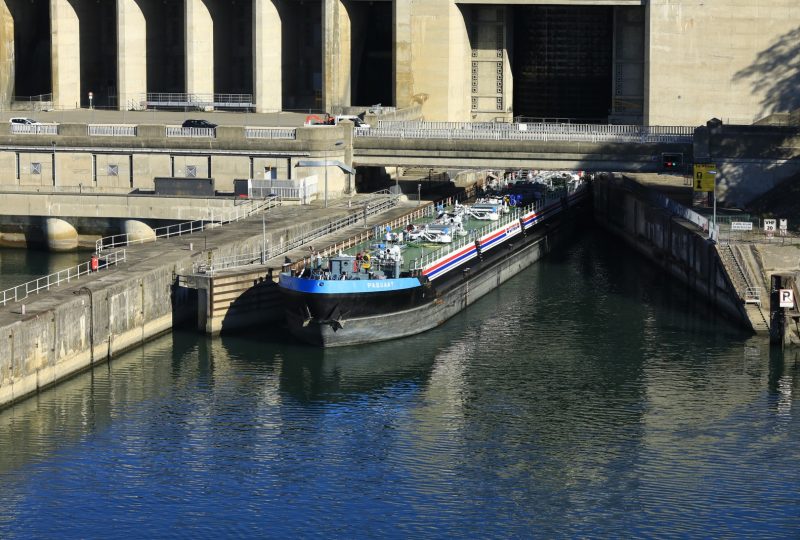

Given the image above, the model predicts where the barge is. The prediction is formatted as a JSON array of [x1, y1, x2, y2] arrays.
[[279, 175, 591, 347]]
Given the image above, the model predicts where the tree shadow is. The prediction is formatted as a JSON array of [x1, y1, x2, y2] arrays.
[[733, 26, 800, 119]]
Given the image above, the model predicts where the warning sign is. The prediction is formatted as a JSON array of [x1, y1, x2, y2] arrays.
[[693, 164, 717, 192], [779, 289, 794, 309]]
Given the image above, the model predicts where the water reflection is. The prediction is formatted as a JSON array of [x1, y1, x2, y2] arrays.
[[0, 234, 798, 537]]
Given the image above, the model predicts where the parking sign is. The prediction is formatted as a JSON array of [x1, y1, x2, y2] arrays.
[[779, 289, 794, 308]]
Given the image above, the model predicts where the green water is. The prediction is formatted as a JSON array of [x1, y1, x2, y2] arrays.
[[0, 233, 797, 538]]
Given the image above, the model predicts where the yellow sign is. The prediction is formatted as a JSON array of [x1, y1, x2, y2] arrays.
[[693, 164, 717, 192]]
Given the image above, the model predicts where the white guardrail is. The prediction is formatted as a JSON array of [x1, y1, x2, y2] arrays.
[[0, 249, 126, 307], [96, 196, 281, 253], [357, 122, 694, 144], [88, 124, 138, 137], [196, 194, 401, 274], [245, 127, 297, 140], [166, 126, 217, 138], [10, 123, 59, 135]]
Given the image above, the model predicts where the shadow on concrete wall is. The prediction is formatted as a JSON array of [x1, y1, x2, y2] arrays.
[[733, 27, 800, 119]]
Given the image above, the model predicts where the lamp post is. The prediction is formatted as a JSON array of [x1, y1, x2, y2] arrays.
[[323, 140, 344, 208], [51, 141, 56, 187]]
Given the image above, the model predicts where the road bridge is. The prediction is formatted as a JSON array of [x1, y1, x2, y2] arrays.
[[352, 122, 694, 172]]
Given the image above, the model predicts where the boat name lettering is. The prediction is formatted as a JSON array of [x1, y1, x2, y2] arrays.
[[366, 281, 395, 289]]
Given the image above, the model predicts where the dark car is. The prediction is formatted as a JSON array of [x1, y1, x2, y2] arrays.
[[182, 119, 217, 129]]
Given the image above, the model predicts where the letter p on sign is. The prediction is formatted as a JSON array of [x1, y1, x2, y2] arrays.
[[779, 289, 794, 308]]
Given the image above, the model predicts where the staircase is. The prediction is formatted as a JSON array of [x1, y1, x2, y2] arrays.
[[717, 244, 769, 333]]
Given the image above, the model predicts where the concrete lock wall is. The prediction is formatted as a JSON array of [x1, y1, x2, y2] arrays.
[[593, 174, 750, 328], [95, 154, 133, 189], [172, 155, 210, 179], [132, 154, 172, 190], [0, 261, 180, 408], [18, 152, 54, 186]]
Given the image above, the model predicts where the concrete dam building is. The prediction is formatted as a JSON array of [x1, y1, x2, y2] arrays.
[[0, 1, 798, 126]]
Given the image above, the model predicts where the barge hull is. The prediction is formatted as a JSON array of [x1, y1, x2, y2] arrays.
[[286, 201, 588, 347]]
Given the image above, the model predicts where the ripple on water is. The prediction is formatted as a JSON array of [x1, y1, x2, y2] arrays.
[[0, 235, 799, 538]]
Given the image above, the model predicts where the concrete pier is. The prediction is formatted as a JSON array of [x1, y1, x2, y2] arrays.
[[253, 0, 282, 113], [50, 0, 81, 110], [185, 0, 214, 100], [117, 0, 147, 111], [0, 196, 409, 409], [322, 0, 351, 112]]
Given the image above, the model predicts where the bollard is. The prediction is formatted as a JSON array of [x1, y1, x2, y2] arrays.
[[189, 242, 194, 251], [21, 304, 25, 315]]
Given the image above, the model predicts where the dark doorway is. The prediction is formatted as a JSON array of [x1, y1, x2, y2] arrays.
[[208, 0, 253, 97], [8, 0, 51, 98], [512, 5, 613, 121], [74, 0, 117, 107], [281, 0, 322, 110], [139, 0, 185, 94], [350, 1, 392, 107]]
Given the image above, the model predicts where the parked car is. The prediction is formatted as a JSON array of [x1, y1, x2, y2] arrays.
[[9, 117, 39, 125], [182, 119, 217, 129]]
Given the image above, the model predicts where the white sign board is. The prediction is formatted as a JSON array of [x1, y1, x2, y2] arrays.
[[779, 289, 794, 309], [779, 219, 787, 230], [764, 219, 777, 233], [731, 221, 753, 231]]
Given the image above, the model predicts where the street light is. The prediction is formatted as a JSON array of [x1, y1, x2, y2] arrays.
[[294, 151, 355, 207], [51, 141, 56, 187], [323, 141, 345, 208]]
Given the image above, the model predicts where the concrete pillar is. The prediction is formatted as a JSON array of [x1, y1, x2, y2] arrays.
[[50, 0, 81, 109], [393, 0, 470, 121], [253, 0, 281, 113], [322, 0, 351, 112], [117, 0, 147, 111], [122, 219, 155, 244], [44, 217, 78, 251], [0, 2, 13, 109], [393, 0, 412, 109], [185, 0, 213, 98]]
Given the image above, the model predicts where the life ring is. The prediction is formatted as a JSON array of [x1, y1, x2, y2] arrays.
[[352, 259, 358, 272]]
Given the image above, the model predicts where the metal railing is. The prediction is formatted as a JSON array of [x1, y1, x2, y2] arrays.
[[166, 126, 216, 138], [145, 92, 254, 109], [245, 127, 297, 140], [96, 196, 280, 253], [196, 194, 401, 274], [410, 187, 577, 270], [88, 124, 138, 137], [10, 123, 59, 135], [744, 287, 762, 306], [363, 122, 694, 143], [0, 249, 126, 307]]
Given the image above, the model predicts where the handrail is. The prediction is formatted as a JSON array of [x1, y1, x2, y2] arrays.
[[10, 123, 59, 135], [96, 196, 280, 253], [360, 123, 694, 143], [196, 195, 402, 274], [166, 126, 216, 138], [0, 249, 126, 307], [410, 188, 573, 270], [88, 124, 137, 137], [244, 127, 297, 140]]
